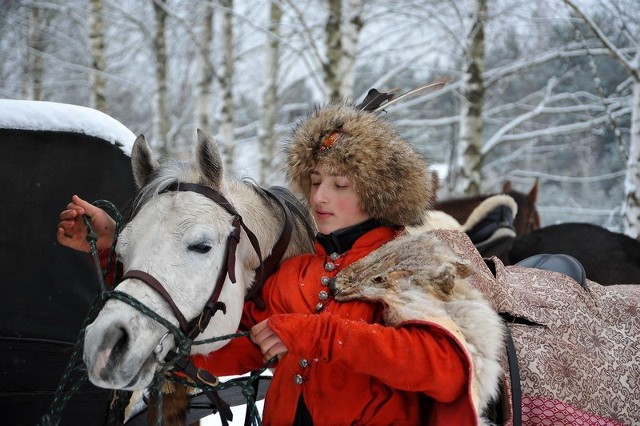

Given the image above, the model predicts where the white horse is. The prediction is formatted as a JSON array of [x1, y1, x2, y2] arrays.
[[83, 130, 315, 396]]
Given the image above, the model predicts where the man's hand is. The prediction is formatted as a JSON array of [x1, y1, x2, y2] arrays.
[[250, 319, 289, 362], [57, 195, 116, 253]]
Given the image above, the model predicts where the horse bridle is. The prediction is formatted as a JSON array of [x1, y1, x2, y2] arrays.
[[110, 181, 295, 423], [119, 181, 293, 351]]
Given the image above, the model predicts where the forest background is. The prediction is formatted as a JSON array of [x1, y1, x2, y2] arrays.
[[1, 0, 639, 238]]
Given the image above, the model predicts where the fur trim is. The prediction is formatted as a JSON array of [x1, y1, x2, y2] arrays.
[[463, 194, 517, 232], [333, 231, 505, 422], [284, 103, 434, 226], [406, 210, 463, 234]]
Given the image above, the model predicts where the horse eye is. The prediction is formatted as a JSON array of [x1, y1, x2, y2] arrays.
[[188, 243, 212, 254], [372, 276, 385, 283]]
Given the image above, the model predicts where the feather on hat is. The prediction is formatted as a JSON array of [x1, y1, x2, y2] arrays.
[[284, 102, 434, 227]]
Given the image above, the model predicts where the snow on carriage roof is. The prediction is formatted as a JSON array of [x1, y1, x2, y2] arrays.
[[0, 99, 136, 155]]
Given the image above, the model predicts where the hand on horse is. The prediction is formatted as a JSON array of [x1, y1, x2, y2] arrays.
[[57, 194, 116, 253], [250, 319, 289, 363]]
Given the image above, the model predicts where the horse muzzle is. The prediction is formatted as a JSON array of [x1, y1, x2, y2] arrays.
[[83, 311, 167, 390]]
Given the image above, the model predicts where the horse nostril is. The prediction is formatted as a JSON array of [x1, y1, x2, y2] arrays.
[[111, 326, 129, 359], [91, 325, 130, 381], [99, 326, 129, 367]]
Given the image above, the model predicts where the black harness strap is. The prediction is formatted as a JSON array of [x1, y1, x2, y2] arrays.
[[502, 319, 522, 426]]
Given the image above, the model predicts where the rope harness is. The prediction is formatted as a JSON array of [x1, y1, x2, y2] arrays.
[[41, 183, 295, 426]]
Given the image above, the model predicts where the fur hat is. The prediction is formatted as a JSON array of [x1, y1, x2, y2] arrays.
[[284, 103, 434, 226]]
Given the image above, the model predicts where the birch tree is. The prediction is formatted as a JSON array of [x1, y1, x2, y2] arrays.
[[455, 0, 487, 196], [152, 0, 170, 155], [89, 0, 107, 112], [28, 5, 45, 101], [258, 0, 282, 186], [323, 0, 364, 101], [197, 2, 215, 133], [561, 0, 640, 238], [219, 0, 235, 169]]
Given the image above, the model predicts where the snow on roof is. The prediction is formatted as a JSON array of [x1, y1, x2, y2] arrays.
[[0, 99, 136, 155]]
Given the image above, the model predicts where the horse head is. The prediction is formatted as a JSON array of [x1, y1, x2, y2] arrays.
[[83, 130, 314, 390]]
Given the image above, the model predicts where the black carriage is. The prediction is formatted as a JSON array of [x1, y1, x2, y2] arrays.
[[0, 100, 137, 425]]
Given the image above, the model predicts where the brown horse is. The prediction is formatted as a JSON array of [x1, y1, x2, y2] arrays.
[[434, 179, 540, 237]]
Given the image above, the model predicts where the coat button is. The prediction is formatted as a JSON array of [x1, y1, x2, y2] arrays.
[[299, 358, 309, 368], [324, 262, 336, 271], [318, 290, 329, 301], [315, 302, 324, 312], [320, 276, 330, 286], [293, 374, 304, 385], [329, 252, 340, 261]]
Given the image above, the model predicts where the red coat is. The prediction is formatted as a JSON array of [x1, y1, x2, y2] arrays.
[[192, 227, 478, 425]]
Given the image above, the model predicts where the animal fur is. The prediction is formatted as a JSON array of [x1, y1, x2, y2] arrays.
[[332, 231, 505, 423]]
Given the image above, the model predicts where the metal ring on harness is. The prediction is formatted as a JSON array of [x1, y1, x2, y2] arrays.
[[154, 331, 172, 364]]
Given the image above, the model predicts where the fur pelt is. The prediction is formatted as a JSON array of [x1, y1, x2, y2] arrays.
[[332, 231, 505, 423], [407, 210, 464, 234], [283, 103, 434, 226]]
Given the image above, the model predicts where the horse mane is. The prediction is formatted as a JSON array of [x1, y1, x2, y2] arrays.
[[263, 185, 317, 243], [130, 157, 191, 218]]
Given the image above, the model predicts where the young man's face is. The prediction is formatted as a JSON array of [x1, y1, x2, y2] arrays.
[[309, 164, 370, 234]]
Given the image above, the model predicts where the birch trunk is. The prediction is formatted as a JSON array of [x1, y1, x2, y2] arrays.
[[324, 0, 342, 102], [197, 3, 215, 133], [258, 1, 282, 186], [89, 0, 108, 112], [28, 6, 44, 101], [623, 79, 640, 239], [339, 0, 364, 100], [152, 0, 170, 155], [220, 0, 235, 169], [322, 0, 364, 101], [455, 0, 487, 196]]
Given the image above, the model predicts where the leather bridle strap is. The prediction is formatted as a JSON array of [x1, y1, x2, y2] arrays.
[[121, 270, 190, 333], [121, 217, 237, 339], [184, 217, 241, 339], [164, 182, 264, 284]]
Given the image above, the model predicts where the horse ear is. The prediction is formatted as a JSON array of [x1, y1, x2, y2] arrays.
[[529, 178, 540, 203], [131, 134, 159, 188], [195, 129, 223, 188]]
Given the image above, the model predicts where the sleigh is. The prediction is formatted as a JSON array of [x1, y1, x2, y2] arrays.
[[0, 100, 139, 425]]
